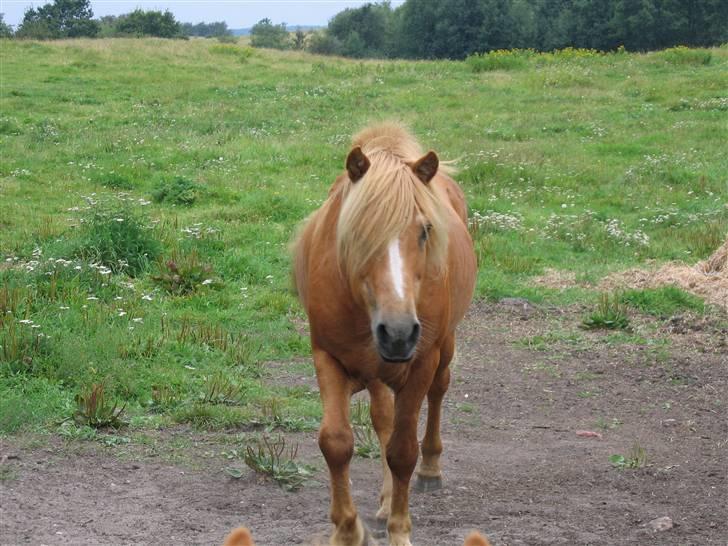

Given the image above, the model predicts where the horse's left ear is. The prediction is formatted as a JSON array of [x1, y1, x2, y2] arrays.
[[346, 146, 370, 183], [410, 151, 439, 184]]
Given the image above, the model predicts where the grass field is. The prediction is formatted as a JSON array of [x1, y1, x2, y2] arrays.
[[0, 38, 726, 435]]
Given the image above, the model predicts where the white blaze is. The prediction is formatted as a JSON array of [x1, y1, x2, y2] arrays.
[[388, 239, 405, 300]]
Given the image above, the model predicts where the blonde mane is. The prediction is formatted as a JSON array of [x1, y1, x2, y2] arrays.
[[335, 123, 449, 278]]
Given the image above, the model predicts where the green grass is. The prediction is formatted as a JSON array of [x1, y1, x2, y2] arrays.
[[621, 286, 705, 317], [1, 38, 727, 434]]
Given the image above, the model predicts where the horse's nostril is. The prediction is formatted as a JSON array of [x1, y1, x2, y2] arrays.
[[376, 323, 389, 342], [409, 322, 421, 343]]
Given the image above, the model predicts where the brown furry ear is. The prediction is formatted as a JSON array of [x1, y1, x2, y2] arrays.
[[463, 531, 492, 546], [410, 151, 439, 184], [223, 527, 255, 546], [345, 146, 370, 182]]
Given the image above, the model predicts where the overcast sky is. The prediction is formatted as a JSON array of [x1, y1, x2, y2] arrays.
[[1, 0, 405, 28]]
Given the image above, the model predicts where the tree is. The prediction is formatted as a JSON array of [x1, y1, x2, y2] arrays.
[[115, 9, 181, 38], [180, 21, 231, 38], [16, 0, 99, 39], [250, 18, 289, 49], [0, 14, 14, 38], [307, 30, 343, 55], [292, 29, 307, 50], [328, 2, 395, 57]]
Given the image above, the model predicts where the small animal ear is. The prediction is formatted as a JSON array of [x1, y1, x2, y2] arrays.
[[345, 146, 370, 183], [410, 151, 439, 184]]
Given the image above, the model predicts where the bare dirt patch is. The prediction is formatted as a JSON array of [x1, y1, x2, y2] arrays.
[[1, 303, 726, 545]]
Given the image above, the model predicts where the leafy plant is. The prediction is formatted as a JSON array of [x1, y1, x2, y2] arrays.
[[237, 434, 314, 491], [610, 443, 647, 470], [582, 293, 630, 330], [74, 383, 126, 429], [152, 250, 221, 295]]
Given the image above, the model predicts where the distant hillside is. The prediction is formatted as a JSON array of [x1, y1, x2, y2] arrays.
[[231, 24, 323, 36]]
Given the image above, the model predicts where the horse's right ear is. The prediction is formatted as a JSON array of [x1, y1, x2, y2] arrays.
[[346, 146, 370, 183]]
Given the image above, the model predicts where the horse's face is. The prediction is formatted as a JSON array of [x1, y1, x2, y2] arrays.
[[362, 215, 431, 362], [345, 147, 440, 363]]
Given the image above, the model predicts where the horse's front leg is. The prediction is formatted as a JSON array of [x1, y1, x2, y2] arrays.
[[385, 353, 439, 546], [416, 334, 455, 491], [367, 379, 394, 523], [314, 349, 366, 546]]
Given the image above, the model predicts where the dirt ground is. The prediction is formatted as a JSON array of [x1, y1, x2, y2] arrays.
[[1, 302, 726, 546]]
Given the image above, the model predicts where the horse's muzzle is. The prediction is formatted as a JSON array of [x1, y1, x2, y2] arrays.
[[375, 318, 420, 362]]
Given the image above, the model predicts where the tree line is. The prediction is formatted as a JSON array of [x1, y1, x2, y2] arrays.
[[303, 0, 727, 59], [4, 0, 726, 59], [2, 0, 231, 40]]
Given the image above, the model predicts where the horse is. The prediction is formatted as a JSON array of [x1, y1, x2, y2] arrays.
[[222, 527, 492, 546], [292, 123, 477, 546]]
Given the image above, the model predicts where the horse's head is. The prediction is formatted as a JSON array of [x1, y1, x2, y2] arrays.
[[337, 145, 446, 363]]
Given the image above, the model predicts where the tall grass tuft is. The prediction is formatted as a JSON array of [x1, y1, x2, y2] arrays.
[[582, 292, 631, 330]]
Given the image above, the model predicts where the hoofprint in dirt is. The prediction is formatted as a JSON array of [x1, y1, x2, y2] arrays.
[[1, 303, 726, 546]]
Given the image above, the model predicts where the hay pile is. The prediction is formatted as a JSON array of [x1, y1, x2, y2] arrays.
[[599, 238, 728, 309], [532, 239, 728, 310]]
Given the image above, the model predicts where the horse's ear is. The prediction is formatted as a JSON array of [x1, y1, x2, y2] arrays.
[[346, 146, 370, 183], [410, 151, 439, 184]]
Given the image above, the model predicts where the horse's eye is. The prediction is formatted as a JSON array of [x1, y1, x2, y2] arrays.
[[420, 223, 432, 246]]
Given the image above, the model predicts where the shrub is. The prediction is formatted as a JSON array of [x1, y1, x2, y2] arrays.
[[657, 46, 712, 66], [216, 34, 237, 44], [250, 18, 289, 50], [114, 9, 180, 38]]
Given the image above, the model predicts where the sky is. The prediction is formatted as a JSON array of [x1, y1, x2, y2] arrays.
[[1, 0, 405, 28]]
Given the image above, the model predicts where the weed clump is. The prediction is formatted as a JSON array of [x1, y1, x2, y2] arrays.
[[152, 177, 203, 206], [582, 292, 630, 330], [610, 443, 647, 469], [238, 434, 314, 491], [75, 206, 160, 276], [74, 383, 126, 429], [152, 250, 221, 295]]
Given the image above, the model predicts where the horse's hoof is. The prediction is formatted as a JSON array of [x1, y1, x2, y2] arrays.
[[414, 474, 442, 493]]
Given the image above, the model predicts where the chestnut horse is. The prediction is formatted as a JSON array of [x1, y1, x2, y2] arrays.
[[293, 123, 477, 546]]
